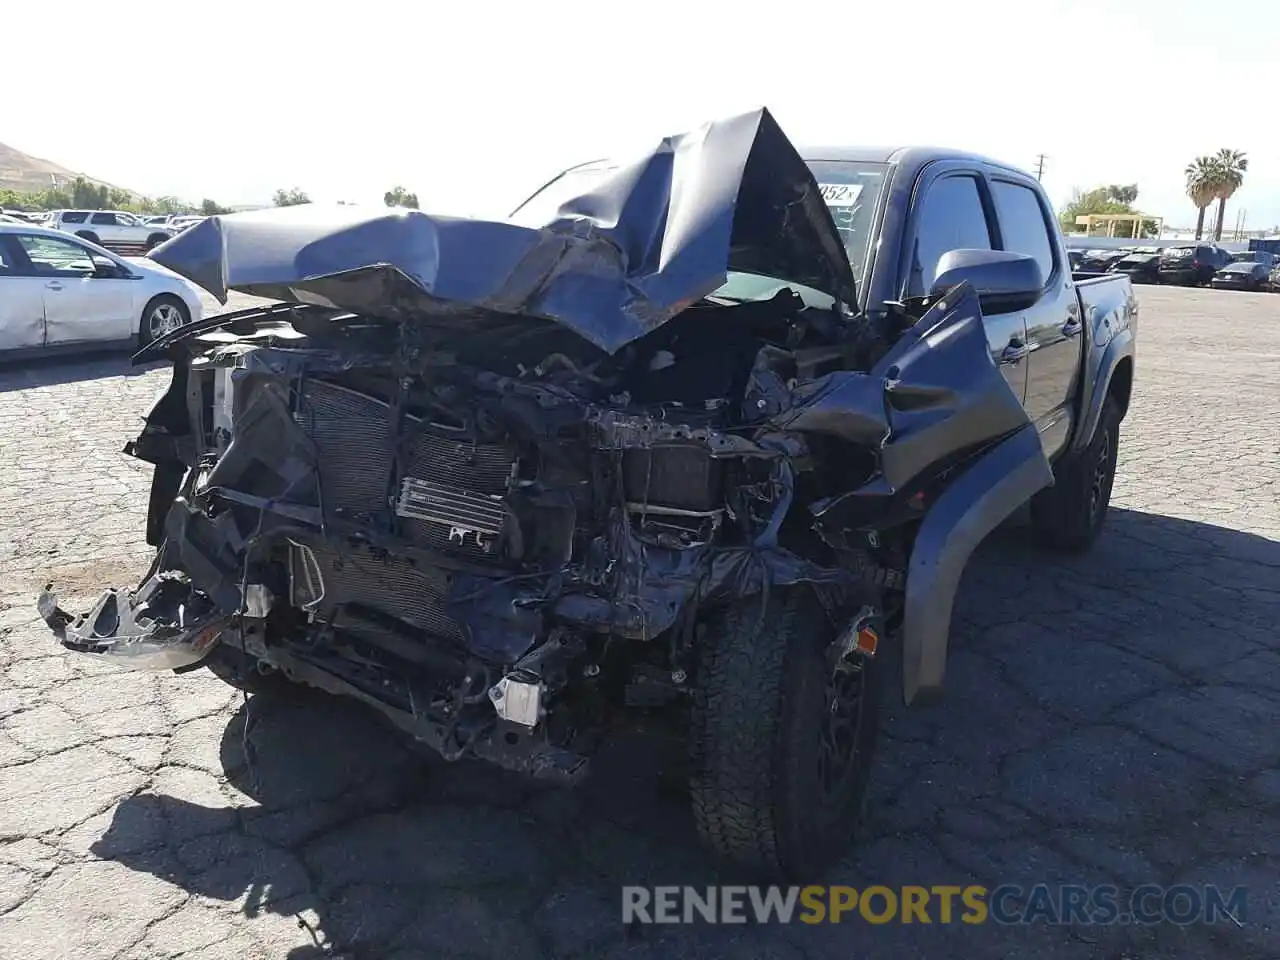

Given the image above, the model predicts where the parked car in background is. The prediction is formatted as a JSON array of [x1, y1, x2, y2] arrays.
[[1076, 248, 1128, 273], [1109, 250, 1162, 283], [1210, 261, 1271, 291], [1159, 243, 1230, 285], [168, 215, 206, 233], [45, 210, 175, 254], [0, 223, 203, 356], [1230, 250, 1275, 268], [0, 214, 25, 224], [1270, 265, 1280, 291]]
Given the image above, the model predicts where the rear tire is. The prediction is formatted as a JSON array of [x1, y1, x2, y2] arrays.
[[145, 233, 169, 251], [1030, 396, 1121, 552], [76, 230, 100, 244], [690, 588, 883, 879]]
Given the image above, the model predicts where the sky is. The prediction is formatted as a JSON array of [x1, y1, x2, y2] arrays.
[[6, 0, 1278, 232]]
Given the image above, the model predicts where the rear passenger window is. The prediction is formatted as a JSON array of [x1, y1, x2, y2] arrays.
[[90, 212, 117, 225], [909, 175, 992, 296], [60, 211, 87, 224], [991, 180, 1054, 284]]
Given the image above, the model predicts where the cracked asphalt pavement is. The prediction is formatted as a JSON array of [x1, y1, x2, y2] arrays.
[[1, 287, 1277, 959]]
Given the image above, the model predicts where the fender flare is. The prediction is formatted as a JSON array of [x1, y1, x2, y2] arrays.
[[1071, 326, 1134, 456], [901, 423, 1053, 704], [1067, 280, 1136, 456]]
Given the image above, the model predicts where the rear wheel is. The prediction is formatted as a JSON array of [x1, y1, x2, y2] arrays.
[[138, 294, 189, 347], [145, 233, 170, 251], [689, 588, 883, 878], [75, 230, 100, 244], [1030, 396, 1121, 552]]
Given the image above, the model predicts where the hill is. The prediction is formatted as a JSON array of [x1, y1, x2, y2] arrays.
[[0, 141, 116, 193]]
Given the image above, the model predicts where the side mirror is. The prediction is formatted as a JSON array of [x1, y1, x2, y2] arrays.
[[91, 256, 122, 278], [930, 249, 1045, 314]]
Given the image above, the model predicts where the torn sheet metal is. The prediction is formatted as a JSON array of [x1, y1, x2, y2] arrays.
[[146, 108, 856, 355]]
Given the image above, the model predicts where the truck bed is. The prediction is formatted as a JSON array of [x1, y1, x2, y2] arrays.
[[1073, 270, 1134, 321]]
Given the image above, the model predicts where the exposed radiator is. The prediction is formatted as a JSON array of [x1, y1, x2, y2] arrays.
[[296, 379, 517, 559], [290, 540, 462, 643]]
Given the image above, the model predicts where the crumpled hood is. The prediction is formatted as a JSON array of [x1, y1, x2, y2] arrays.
[[146, 107, 856, 354]]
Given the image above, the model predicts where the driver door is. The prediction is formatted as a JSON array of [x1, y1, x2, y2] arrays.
[[13, 234, 137, 345], [902, 166, 1028, 404]]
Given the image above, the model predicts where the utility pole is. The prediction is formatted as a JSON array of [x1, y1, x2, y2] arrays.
[[1033, 154, 1047, 181]]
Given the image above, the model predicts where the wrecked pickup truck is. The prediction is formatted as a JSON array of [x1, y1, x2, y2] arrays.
[[39, 108, 1136, 878]]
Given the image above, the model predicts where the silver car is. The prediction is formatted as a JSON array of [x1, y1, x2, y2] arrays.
[[0, 224, 204, 355]]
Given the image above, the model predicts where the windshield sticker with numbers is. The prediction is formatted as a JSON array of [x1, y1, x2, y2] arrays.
[[818, 183, 864, 207]]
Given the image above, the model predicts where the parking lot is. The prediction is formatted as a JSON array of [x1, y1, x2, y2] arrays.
[[0, 285, 1276, 959]]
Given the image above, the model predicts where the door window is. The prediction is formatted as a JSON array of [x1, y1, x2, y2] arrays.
[[59, 211, 88, 224], [991, 180, 1056, 284], [908, 175, 993, 296], [90, 212, 119, 225], [13, 234, 95, 276]]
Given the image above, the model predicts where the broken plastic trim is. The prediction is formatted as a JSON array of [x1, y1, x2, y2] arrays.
[[38, 572, 225, 672]]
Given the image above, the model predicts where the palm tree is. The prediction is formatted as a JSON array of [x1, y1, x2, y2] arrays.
[[1184, 156, 1218, 240], [1210, 148, 1248, 241], [1105, 184, 1139, 205]]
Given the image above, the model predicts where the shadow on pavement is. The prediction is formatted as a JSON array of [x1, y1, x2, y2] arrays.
[[0, 350, 165, 393], [92, 508, 1278, 959]]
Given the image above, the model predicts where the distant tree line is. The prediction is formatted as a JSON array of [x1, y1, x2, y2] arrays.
[[383, 186, 419, 208], [0, 176, 233, 217], [1058, 184, 1159, 238], [272, 187, 311, 207], [3, 178, 427, 215], [272, 185, 420, 208], [1059, 148, 1250, 242]]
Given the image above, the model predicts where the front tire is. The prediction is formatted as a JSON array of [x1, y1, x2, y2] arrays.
[[1030, 396, 1121, 552], [202, 643, 290, 694], [138, 294, 190, 347], [690, 588, 883, 879]]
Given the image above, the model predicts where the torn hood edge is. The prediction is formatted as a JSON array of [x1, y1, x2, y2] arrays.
[[147, 107, 857, 355]]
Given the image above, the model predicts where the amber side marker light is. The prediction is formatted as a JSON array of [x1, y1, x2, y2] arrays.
[[855, 627, 880, 658]]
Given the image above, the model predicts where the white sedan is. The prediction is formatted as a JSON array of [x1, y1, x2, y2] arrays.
[[0, 223, 204, 355]]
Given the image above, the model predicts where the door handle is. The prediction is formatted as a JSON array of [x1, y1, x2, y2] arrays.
[[1062, 316, 1082, 337], [45, 281, 64, 291], [998, 338, 1027, 365]]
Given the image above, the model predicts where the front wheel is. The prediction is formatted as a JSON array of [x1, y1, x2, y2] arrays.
[[689, 588, 883, 879], [202, 642, 293, 696], [138, 294, 190, 347], [1030, 396, 1121, 552]]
